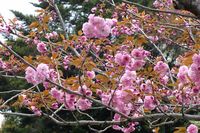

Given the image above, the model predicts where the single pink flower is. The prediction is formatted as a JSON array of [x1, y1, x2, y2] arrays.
[[177, 65, 189, 84], [76, 98, 92, 111], [131, 48, 150, 59], [50, 87, 64, 103], [192, 54, 200, 65], [126, 58, 145, 71], [115, 53, 131, 66], [36, 63, 50, 82], [37, 42, 47, 53], [144, 96, 156, 110], [86, 71, 95, 79], [187, 124, 198, 133], [30, 106, 42, 116], [154, 61, 169, 77], [25, 67, 37, 84]]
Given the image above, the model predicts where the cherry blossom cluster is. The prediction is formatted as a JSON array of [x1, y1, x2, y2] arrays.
[[111, 20, 140, 36], [63, 55, 71, 70], [92, 48, 154, 131], [25, 63, 57, 85], [37, 42, 48, 53], [50, 85, 92, 111], [170, 53, 200, 106], [0, 23, 12, 36], [113, 114, 137, 133], [153, 0, 173, 9], [20, 94, 42, 116], [154, 61, 169, 85], [188, 54, 200, 86], [115, 48, 150, 71], [82, 14, 117, 38], [45, 31, 58, 40], [0, 58, 6, 69]]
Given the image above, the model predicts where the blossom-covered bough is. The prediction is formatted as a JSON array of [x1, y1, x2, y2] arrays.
[[0, 0, 200, 132]]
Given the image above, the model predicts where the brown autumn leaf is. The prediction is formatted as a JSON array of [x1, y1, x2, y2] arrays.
[[84, 61, 96, 71], [52, 52, 58, 59], [37, 55, 52, 64], [96, 75, 109, 83], [43, 15, 50, 23], [42, 90, 49, 96], [35, 9, 45, 13], [174, 127, 186, 133], [181, 51, 195, 66], [136, 35, 147, 46], [24, 56, 33, 64], [153, 127, 160, 133], [71, 58, 82, 67], [29, 21, 39, 28], [60, 34, 65, 40], [194, 43, 200, 50]]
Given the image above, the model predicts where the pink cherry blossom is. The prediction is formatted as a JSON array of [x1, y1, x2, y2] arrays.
[[49, 69, 57, 81], [105, 18, 117, 27], [50, 87, 64, 103], [101, 93, 111, 105], [45, 31, 58, 40], [115, 53, 131, 66], [76, 98, 92, 111], [144, 96, 156, 110], [51, 103, 59, 109], [160, 75, 169, 85], [82, 22, 95, 38], [192, 86, 200, 94], [82, 14, 116, 38], [35, 63, 50, 82], [88, 14, 104, 26], [0, 58, 4, 68], [25, 64, 51, 84], [64, 93, 76, 110], [112, 114, 122, 130], [154, 61, 169, 77], [120, 70, 136, 86], [140, 81, 152, 94], [37, 42, 47, 53], [131, 48, 150, 60], [25, 67, 37, 84], [63, 55, 70, 70], [121, 123, 135, 133], [192, 54, 200, 64], [126, 58, 145, 71], [188, 54, 200, 85], [30, 106, 42, 116], [78, 85, 92, 96], [86, 71, 95, 79], [177, 65, 189, 84], [187, 124, 198, 133]]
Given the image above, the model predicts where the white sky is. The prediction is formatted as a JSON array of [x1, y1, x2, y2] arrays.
[[0, 0, 39, 128], [0, 0, 39, 20]]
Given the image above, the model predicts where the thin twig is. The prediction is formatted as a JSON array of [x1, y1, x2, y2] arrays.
[[122, 0, 198, 19]]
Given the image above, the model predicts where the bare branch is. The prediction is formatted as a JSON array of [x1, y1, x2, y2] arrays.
[[52, 2, 80, 57], [0, 111, 36, 117], [1, 85, 37, 107], [122, 0, 198, 19]]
